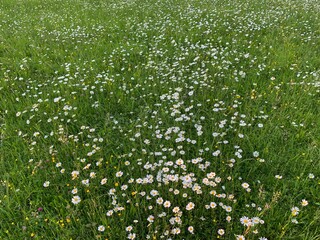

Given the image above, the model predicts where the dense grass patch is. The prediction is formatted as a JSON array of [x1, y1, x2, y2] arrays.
[[1, 0, 320, 239]]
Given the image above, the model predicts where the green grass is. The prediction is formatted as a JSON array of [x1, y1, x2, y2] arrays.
[[1, 0, 320, 239]]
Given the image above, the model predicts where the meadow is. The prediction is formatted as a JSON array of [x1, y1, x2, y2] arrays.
[[0, 0, 320, 239]]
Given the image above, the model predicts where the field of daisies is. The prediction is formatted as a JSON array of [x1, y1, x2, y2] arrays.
[[1, 0, 320, 239]]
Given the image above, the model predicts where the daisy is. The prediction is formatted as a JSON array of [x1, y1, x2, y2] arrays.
[[171, 228, 181, 235], [251, 217, 260, 226], [71, 196, 81, 205], [241, 182, 249, 189], [97, 225, 105, 232], [217, 229, 225, 236], [301, 199, 308, 207], [240, 216, 251, 226], [147, 215, 154, 223], [126, 226, 133, 232], [71, 171, 80, 180], [172, 207, 180, 213], [71, 188, 78, 194], [186, 202, 195, 211], [127, 233, 136, 239], [225, 206, 232, 212], [150, 190, 159, 196], [188, 226, 194, 234], [43, 181, 50, 188], [156, 197, 163, 205], [210, 202, 217, 209], [106, 210, 113, 216], [176, 159, 184, 165], [163, 201, 171, 208], [308, 173, 315, 179], [236, 235, 246, 240], [291, 207, 299, 216]]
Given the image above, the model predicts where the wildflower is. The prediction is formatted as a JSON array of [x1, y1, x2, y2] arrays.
[[81, 179, 89, 186], [236, 235, 246, 240], [240, 216, 251, 226], [171, 228, 181, 235], [147, 215, 154, 223], [106, 210, 113, 216], [127, 233, 136, 239], [253, 151, 259, 157], [71, 196, 81, 205], [301, 199, 308, 206], [308, 173, 315, 179], [225, 206, 232, 212], [275, 175, 282, 179], [163, 201, 171, 208], [241, 182, 249, 189], [176, 159, 184, 165], [150, 190, 159, 196], [71, 188, 78, 194], [186, 202, 195, 211], [97, 225, 105, 232], [251, 217, 260, 226], [56, 162, 62, 167], [212, 150, 221, 156], [101, 178, 107, 185], [259, 238, 268, 240], [207, 172, 216, 179], [187, 226, 194, 234], [156, 197, 163, 205], [210, 202, 217, 209], [43, 181, 50, 187], [126, 226, 133, 232], [212, 132, 219, 137], [217, 229, 225, 235], [210, 190, 217, 195], [71, 171, 80, 180], [215, 177, 221, 183], [291, 207, 299, 216], [116, 171, 123, 177], [172, 207, 180, 213], [226, 216, 232, 222]]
